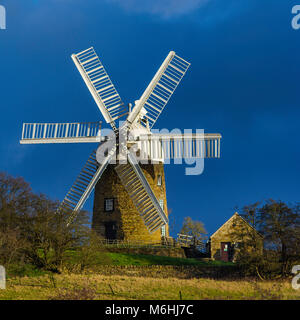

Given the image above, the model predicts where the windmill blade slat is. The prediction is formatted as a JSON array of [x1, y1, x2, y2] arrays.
[[136, 192, 151, 203], [157, 82, 173, 94], [66, 195, 79, 203], [88, 66, 103, 75], [115, 153, 168, 233], [148, 221, 162, 232], [72, 47, 128, 129], [139, 201, 154, 212], [132, 190, 146, 200], [146, 216, 162, 229], [168, 63, 185, 74], [145, 101, 161, 113], [143, 210, 156, 221], [75, 180, 89, 187], [59, 149, 114, 226], [87, 159, 98, 167], [78, 175, 92, 184], [62, 202, 73, 210], [81, 57, 97, 66], [72, 185, 85, 193], [92, 76, 108, 84], [131, 186, 145, 198], [145, 213, 161, 224], [151, 92, 167, 104], [98, 84, 114, 93], [102, 93, 119, 102], [81, 169, 94, 176], [163, 72, 177, 84], [79, 174, 94, 183], [65, 198, 77, 205], [106, 103, 124, 111], [20, 122, 102, 144], [133, 190, 148, 201], [126, 179, 140, 191], [70, 188, 82, 197], [82, 168, 95, 176]]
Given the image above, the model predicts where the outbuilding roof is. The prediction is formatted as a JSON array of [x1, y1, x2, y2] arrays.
[[210, 212, 263, 239]]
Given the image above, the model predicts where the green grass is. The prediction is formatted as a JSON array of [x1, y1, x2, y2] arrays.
[[64, 249, 234, 266], [106, 253, 233, 266]]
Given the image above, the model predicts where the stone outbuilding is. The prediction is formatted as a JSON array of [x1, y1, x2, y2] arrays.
[[209, 212, 263, 262]]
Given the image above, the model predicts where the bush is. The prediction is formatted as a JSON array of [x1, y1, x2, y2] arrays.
[[6, 264, 47, 278]]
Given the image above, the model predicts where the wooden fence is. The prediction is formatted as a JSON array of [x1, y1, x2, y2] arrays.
[[177, 234, 206, 252], [98, 235, 207, 252]]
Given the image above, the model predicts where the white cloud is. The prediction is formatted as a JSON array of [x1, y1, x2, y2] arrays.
[[107, 0, 209, 18]]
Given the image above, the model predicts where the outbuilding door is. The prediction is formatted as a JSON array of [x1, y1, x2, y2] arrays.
[[220, 242, 231, 262]]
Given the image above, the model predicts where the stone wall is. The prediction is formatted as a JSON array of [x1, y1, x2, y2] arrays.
[[105, 247, 186, 258], [85, 265, 242, 279], [92, 163, 169, 242]]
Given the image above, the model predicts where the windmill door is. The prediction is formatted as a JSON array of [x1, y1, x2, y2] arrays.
[[220, 242, 231, 262], [105, 222, 117, 240]]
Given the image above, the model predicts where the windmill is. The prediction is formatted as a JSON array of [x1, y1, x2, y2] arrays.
[[20, 47, 222, 240]]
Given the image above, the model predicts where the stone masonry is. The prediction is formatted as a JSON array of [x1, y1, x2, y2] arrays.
[[92, 163, 169, 242]]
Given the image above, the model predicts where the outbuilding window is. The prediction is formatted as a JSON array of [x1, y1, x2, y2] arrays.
[[234, 242, 242, 249]]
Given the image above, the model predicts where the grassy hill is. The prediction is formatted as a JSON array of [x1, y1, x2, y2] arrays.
[[6, 250, 234, 278]]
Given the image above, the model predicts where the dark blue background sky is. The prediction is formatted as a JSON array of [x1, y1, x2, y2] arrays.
[[0, 0, 299, 236]]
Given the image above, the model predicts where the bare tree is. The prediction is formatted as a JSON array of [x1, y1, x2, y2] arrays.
[[258, 199, 300, 275], [235, 199, 300, 278], [0, 172, 90, 271], [0, 172, 34, 231], [180, 216, 207, 241]]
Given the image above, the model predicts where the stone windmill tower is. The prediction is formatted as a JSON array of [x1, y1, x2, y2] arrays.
[[20, 47, 222, 242]]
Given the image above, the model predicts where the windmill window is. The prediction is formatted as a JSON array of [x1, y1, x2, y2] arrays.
[[104, 198, 114, 212], [157, 175, 162, 186], [159, 199, 164, 210], [161, 225, 166, 237]]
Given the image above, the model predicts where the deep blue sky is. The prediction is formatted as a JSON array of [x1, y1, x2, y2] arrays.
[[0, 0, 299, 236]]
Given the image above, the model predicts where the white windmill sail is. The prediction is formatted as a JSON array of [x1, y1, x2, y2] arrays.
[[126, 51, 190, 129], [115, 153, 168, 233], [59, 149, 115, 225], [72, 47, 128, 131]]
